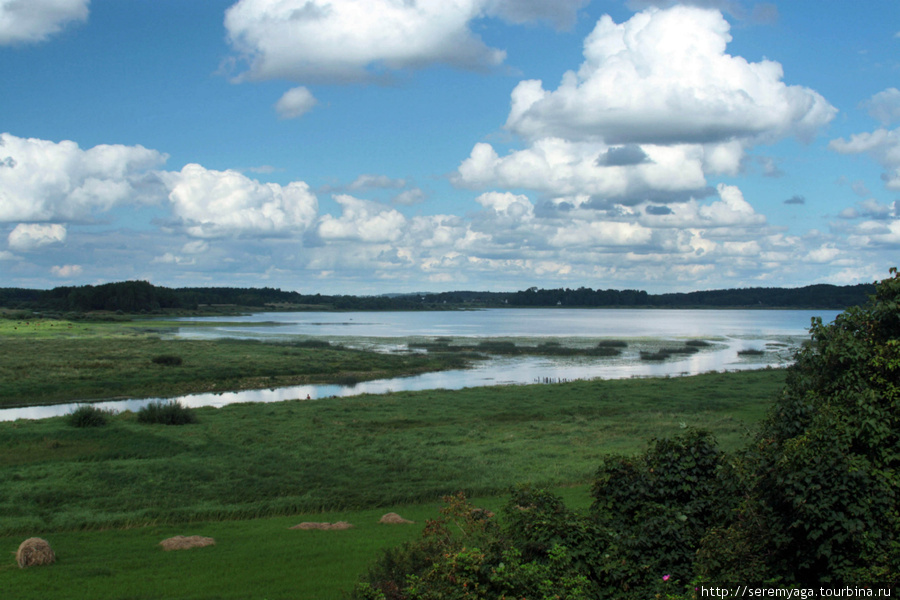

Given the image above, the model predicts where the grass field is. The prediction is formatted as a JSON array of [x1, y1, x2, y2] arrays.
[[0, 486, 594, 600], [0, 316, 789, 599], [0, 369, 783, 537]]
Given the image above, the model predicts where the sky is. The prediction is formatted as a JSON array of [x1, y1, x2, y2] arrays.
[[1, 0, 898, 295]]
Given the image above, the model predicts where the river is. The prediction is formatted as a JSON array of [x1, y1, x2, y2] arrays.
[[1, 308, 838, 421]]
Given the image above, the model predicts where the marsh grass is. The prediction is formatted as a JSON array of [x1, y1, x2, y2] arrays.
[[66, 406, 111, 428], [0, 323, 467, 407], [639, 342, 705, 361], [0, 369, 783, 536], [136, 401, 197, 425], [408, 338, 627, 357]]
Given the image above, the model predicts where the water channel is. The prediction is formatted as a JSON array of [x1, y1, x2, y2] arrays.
[[1, 308, 839, 421]]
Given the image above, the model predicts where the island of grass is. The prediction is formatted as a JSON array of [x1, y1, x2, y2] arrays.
[[0, 317, 469, 408]]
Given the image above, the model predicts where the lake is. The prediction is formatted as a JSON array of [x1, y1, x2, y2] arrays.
[[1, 308, 838, 421]]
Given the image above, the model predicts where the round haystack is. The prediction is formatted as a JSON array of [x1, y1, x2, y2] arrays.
[[379, 512, 414, 524], [159, 535, 216, 551], [16, 538, 55, 568], [290, 521, 353, 530]]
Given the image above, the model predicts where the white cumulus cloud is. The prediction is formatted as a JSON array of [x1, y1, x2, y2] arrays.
[[51, 264, 82, 277], [830, 128, 900, 191], [455, 6, 834, 204], [456, 138, 708, 202], [504, 6, 835, 146], [275, 86, 317, 119], [160, 164, 319, 238], [861, 88, 900, 125], [0, 132, 168, 222], [317, 195, 407, 243], [7, 223, 67, 251], [224, 0, 506, 83], [0, 0, 89, 45]]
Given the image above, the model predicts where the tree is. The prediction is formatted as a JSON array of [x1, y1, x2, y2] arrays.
[[699, 268, 899, 584]]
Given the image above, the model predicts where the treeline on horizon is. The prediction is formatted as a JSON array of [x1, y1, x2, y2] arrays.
[[0, 279, 877, 313]]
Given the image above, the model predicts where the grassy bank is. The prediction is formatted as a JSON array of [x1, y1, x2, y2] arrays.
[[0, 369, 784, 536], [0, 318, 466, 407]]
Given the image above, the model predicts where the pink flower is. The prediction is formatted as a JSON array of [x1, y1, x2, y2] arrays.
[[662, 575, 671, 582]]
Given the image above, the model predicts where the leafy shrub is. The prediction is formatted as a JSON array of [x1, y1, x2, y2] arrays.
[[151, 354, 183, 366], [353, 490, 593, 600], [67, 405, 111, 427], [698, 268, 900, 584], [591, 429, 732, 597], [136, 401, 197, 425]]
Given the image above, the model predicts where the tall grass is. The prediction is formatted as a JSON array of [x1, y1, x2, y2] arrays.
[[67, 405, 111, 428], [136, 401, 197, 425], [0, 369, 784, 536]]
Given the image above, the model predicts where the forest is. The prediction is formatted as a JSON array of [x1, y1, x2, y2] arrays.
[[0, 279, 877, 314]]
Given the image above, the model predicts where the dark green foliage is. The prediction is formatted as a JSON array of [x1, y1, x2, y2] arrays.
[[67, 405, 111, 428], [0, 280, 874, 313], [685, 340, 711, 347], [590, 429, 732, 597], [639, 343, 700, 361], [151, 354, 183, 366], [736, 348, 764, 356], [596, 339, 628, 348], [425, 283, 873, 309], [136, 401, 197, 425], [700, 268, 900, 584], [353, 490, 593, 600]]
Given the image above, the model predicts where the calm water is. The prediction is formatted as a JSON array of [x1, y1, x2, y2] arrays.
[[1, 308, 838, 421], [174, 308, 831, 340]]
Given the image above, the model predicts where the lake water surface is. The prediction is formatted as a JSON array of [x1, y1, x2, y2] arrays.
[[1, 308, 839, 421]]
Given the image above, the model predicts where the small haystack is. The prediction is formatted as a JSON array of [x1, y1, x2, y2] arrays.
[[290, 521, 354, 530], [159, 535, 216, 551], [379, 512, 414, 524], [16, 538, 56, 568]]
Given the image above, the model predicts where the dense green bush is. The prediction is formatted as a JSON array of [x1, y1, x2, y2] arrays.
[[67, 405, 111, 427], [353, 490, 594, 600], [136, 401, 197, 425], [698, 268, 900, 584], [151, 354, 183, 366], [591, 429, 733, 596]]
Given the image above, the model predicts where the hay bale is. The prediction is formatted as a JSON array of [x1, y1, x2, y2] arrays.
[[289, 521, 354, 530], [159, 535, 216, 551], [470, 507, 495, 520], [379, 512, 414, 524], [16, 538, 55, 568]]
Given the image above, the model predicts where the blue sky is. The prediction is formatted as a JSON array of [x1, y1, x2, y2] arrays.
[[1, 0, 898, 294]]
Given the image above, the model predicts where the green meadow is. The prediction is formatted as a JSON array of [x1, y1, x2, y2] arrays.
[[0, 367, 784, 598]]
